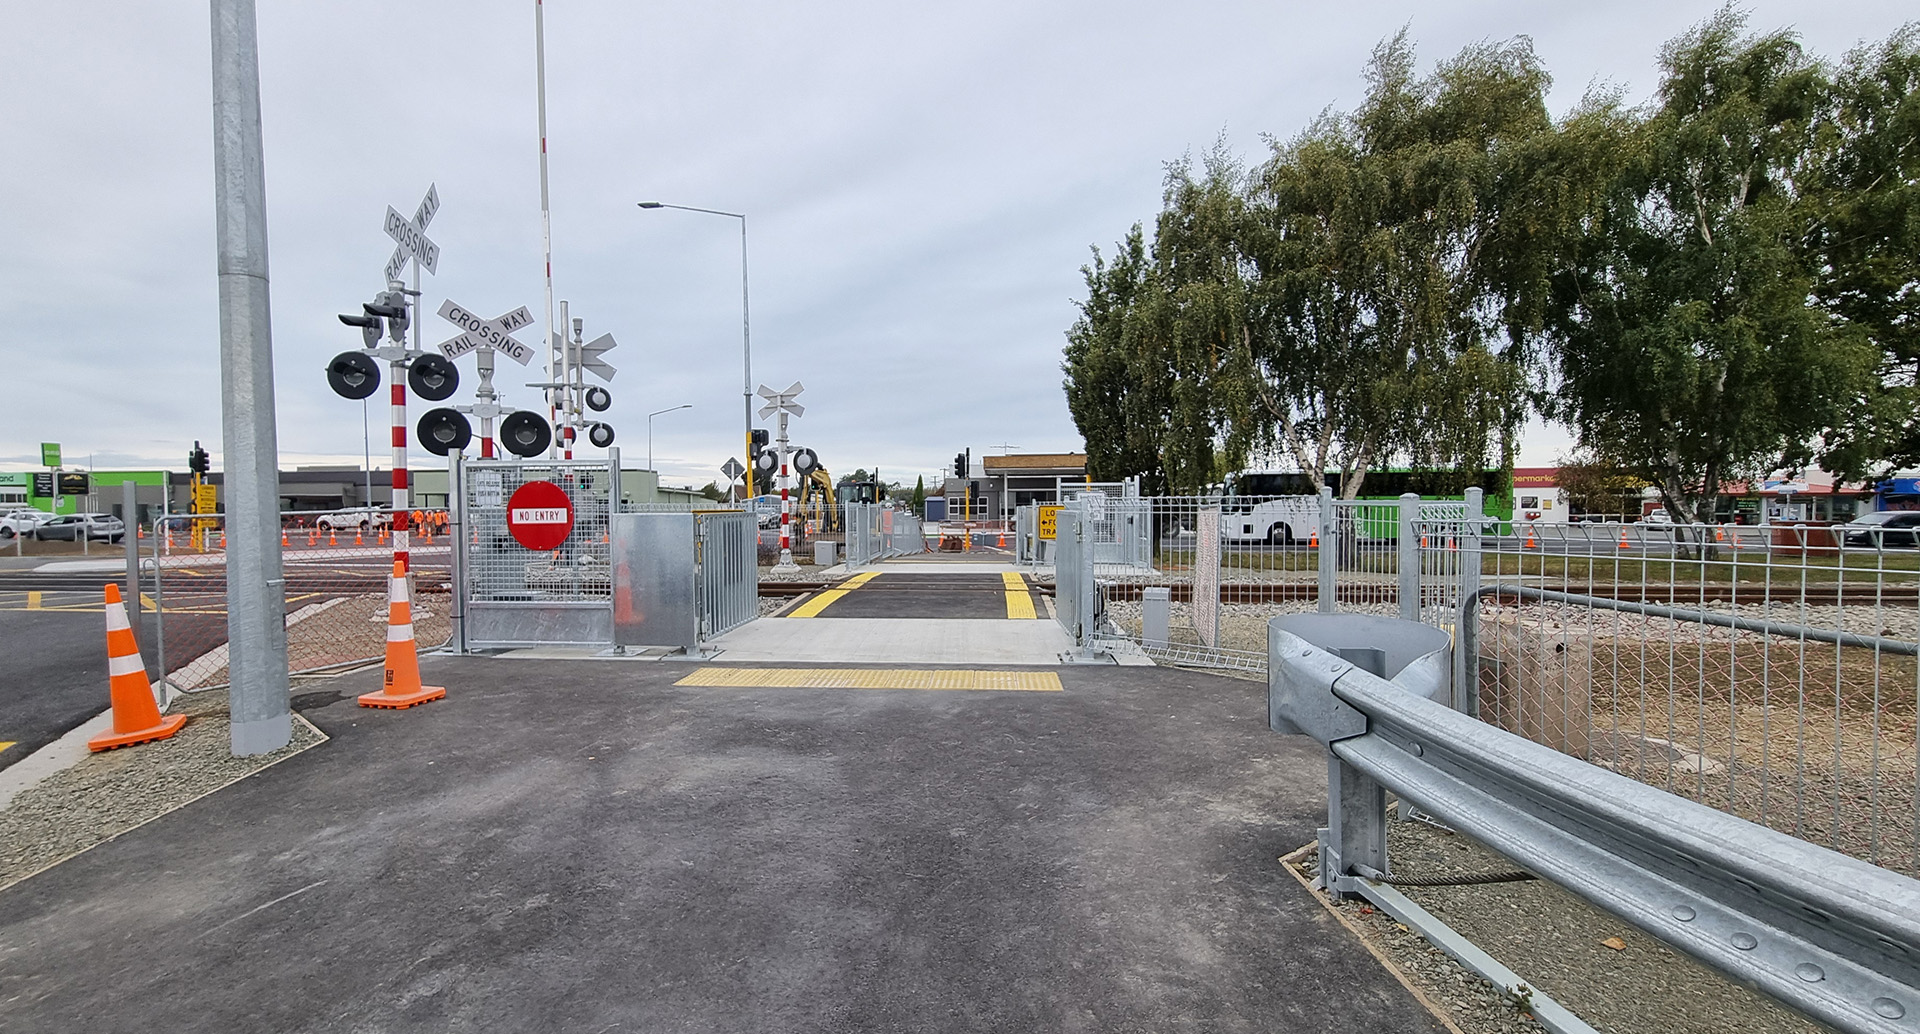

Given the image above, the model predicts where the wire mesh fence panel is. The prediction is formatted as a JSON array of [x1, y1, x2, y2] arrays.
[[1457, 519, 1920, 877], [462, 461, 614, 603], [1089, 496, 1324, 673], [145, 508, 452, 692]]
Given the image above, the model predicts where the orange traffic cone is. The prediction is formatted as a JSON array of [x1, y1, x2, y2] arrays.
[[354, 529, 364, 546], [307, 530, 317, 546], [1714, 525, 1726, 542], [359, 561, 446, 709], [1308, 528, 1318, 548], [1523, 528, 1537, 549], [137, 524, 145, 540], [1419, 534, 1429, 548], [281, 529, 290, 547], [89, 583, 187, 751], [998, 532, 1007, 548], [470, 528, 478, 545], [219, 532, 227, 549], [1619, 526, 1631, 549]]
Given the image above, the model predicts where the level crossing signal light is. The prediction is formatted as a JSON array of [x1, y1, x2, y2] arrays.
[[585, 386, 611, 412], [188, 442, 210, 474], [417, 408, 473, 456], [499, 411, 552, 458], [792, 448, 819, 476], [407, 354, 459, 401], [586, 422, 615, 448]]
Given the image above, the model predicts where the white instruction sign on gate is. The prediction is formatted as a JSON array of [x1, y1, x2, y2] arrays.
[[474, 470, 503, 508]]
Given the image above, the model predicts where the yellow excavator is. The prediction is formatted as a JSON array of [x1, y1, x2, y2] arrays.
[[797, 469, 880, 532]]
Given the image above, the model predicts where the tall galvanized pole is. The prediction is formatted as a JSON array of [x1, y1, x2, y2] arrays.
[[210, 0, 291, 756], [534, 0, 559, 457], [739, 216, 754, 502]]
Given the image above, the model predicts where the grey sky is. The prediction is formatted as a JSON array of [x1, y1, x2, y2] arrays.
[[3, 2, 1911, 488]]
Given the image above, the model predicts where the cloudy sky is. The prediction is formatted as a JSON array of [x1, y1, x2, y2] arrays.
[[3, 1, 1911, 489]]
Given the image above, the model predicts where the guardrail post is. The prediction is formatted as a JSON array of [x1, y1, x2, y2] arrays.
[[1397, 493, 1419, 623], [1324, 756, 1388, 898], [1318, 487, 1335, 614]]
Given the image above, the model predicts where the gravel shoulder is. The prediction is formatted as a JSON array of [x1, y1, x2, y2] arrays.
[[1288, 815, 1830, 1034], [0, 686, 326, 891]]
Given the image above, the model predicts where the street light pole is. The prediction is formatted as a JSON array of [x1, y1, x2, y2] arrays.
[[647, 403, 693, 474], [637, 202, 753, 500]]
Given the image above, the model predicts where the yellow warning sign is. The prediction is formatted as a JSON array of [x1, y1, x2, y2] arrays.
[[1037, 504, 1061, 540], [193, 484, 217, 513]]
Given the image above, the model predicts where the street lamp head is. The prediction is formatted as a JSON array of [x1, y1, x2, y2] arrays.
[[637, 201, 664, 209]]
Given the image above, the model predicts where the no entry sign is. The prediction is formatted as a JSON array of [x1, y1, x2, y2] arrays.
[[507, 480, 574, 550]]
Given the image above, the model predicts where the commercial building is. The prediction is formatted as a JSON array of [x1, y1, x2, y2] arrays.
[[943, 452, 1089, 522]]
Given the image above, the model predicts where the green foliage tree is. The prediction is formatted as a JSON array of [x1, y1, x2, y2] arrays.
[[697, 481, 727, 503], [1806, 26, 1920, 479], [911, 475, 926, 514], [1543, 11, 1880, 524]]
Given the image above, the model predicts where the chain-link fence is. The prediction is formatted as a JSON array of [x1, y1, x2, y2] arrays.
[[143, 508, 452, 692]]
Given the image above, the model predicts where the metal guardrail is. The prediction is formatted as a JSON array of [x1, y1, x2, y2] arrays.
[[1270, 617, 1920, 1034]]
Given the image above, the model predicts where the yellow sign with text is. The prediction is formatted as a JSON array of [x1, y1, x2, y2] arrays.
[[1037, 504, 1061, 541], [193, 485, 217, 513]]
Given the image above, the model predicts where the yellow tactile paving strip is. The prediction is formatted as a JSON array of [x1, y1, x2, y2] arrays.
[[1001, 572, 1037, 619], [675, 668, 1064, 692], [787, 570, 882, 618]]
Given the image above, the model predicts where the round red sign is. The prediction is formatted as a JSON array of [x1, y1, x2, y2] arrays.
[[506, 480, 575, 551]]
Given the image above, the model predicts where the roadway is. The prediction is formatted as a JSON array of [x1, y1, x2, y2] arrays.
[[0, 590, 147, 768]]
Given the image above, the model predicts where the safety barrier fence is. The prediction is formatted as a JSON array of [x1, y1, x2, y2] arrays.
[[141, 508, 453, 693], [695, 510, 758, 639], [1270, 618, 1920, 1034], [1058, 490, 1920, 879], [844, 503, 928, 566]]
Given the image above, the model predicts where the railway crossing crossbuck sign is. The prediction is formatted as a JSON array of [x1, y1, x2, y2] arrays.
[[506, 480, 574, 551]]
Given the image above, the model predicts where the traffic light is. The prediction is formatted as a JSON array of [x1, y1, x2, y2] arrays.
[[364, 290, 409, 342], [953, 452, 966, 478], [188, 442, 210, 474], [338, 311, 382, 349]]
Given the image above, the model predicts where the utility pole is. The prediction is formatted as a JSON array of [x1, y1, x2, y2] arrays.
[[210, 0, 291, 756]]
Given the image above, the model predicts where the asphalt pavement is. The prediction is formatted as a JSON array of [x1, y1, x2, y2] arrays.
[[0, 656, 1447, 1033], [0, 592, 145, 767]]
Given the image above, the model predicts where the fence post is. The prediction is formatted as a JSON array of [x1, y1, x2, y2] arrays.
[[1318, 487, 1335, 614], [1458, 487, 1483, 714], [448, 453, 466, 655], [1397, 494, 1420, 623]]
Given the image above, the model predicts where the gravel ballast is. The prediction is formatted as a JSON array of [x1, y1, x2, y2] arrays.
[[0, 688, 325, 891], [1290, 816, 1827, 1034]]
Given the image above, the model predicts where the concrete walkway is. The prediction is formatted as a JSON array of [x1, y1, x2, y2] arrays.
[[707, 617, 1073, 663], [0, 657, 1446, 1033]]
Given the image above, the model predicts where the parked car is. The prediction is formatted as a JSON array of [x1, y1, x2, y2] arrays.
[[0, 509, 56, 538], [1639, 509, 1674, 525], [313, 507, 393, 533], [1841, 510, 1920, 548], [33, 513, 125, 542]]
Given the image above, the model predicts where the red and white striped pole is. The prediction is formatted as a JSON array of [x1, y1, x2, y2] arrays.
[[390, 374, 410, 574], [779, 454, 791, 564]]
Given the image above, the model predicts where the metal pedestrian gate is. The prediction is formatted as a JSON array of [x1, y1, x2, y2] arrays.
[[460, 458, 617, 649]]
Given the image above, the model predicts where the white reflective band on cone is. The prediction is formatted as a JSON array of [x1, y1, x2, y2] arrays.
[[390, 576, 410, 604], [387, 624, 414, 642], [104, 601, 129, 630], [108, 652, 146, 677]]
